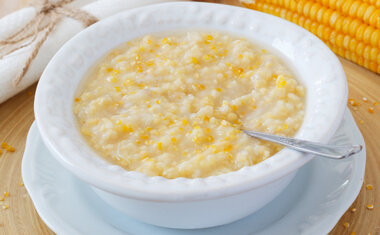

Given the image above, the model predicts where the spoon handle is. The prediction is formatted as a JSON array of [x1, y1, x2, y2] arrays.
[[243, 130, 362, 159]]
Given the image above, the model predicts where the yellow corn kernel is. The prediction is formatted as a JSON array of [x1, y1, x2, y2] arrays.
[[171, 137, 177, 143], [194, 126, 201, 129], [122, 124, 133, 133], [146, 127, 152, 131], [106, 67, 113, 72], [74, 98, 80, 102], [4, 192, 9, 197], [203, 54, 213, 61], [140, 135, 149, 140], [112, 69, 120, 75], [238, 54, 243, 59], [283, 124, 288, 129], [0, 197, 3, 201], [0, 149, 2, 155], [204, 116, 210, 122], [195, 84, 205, 90], [19, 182, 24, 187], [156, 100, 160, 104], [252, 105, 257, 110], [343, 222, 350, 228], [368, 107, 374, 113], [207, 136, 214, 142], [205, 128, 211, 133], [206, 35, 213, 41], [162, 37, 169, 44], [351, 208, 357, 212], [277, 75, 287, 88], [135, 55, 140, 60], [366, 184, 373, 190], [192, 136, 200, 144], [136, 65, 143, 73], [367, 204, 374, 210], [232, 67, 244, 76], [261, 49, 267, 53], [157, 142, 163, 150], [216, 88, 222, 92], [231, 105, 237, 111], [2, 205, 8, 210], [224, 145, 233, 152], [146, 61, 154, 66], [191, 57, 200, 64], [114, 87, 121, 92]]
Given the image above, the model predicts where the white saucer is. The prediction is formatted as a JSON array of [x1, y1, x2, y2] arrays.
[[22, 110, 365, 235]]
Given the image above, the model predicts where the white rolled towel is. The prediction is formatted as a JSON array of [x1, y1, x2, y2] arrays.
[[0, 0, 181, 103]]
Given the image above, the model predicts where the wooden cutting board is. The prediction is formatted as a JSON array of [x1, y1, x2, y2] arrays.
[[0, 1, 379, 234]]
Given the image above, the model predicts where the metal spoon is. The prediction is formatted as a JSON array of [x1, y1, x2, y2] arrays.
[[243, 130, 362, 159]]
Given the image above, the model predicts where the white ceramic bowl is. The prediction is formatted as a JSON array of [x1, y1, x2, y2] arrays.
[[34, 2, 347, 229]]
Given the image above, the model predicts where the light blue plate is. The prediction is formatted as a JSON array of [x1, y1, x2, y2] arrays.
[[22, 110, 365, 235]]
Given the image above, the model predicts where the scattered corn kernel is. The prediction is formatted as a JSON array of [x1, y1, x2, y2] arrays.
[[367, 204, 374, 210], [351, 208, 357, 212], [363, 97, 368, 102], [343, 222, 350, 228], [366, 184, 373, 190], [359, 120, 364, 124], [368, 107, 374, 113], [0, 197, 3, 201], [1, 142, 15, 152], [2, 205, 8, 210], [3, 192, 9, 197], [19, 182, 24, 187]]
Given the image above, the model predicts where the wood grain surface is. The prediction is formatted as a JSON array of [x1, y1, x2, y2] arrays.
[[0, 1, 379, 234]]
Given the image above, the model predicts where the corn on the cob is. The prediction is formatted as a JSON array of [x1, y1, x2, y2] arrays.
[[241, 0, 380, 74]]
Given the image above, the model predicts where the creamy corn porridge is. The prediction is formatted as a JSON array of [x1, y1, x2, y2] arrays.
[[74, 32, 305, 179]]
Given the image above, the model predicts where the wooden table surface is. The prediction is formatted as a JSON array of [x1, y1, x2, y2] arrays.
[[0, 1, 379, 234]]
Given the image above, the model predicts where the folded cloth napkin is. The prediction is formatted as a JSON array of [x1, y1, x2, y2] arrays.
[[0, 0, 179, 104]]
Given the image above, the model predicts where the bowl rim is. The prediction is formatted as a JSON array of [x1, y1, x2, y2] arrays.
[[35, 1, 347, 202]]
